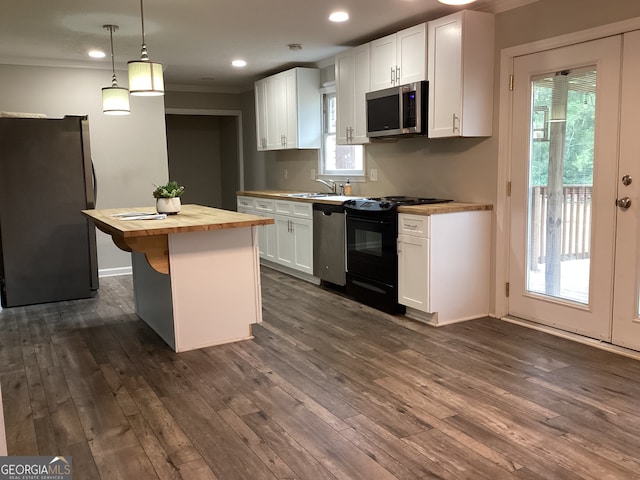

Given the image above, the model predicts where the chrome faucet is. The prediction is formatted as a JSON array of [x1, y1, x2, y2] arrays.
[[315, 178, 337, 194]]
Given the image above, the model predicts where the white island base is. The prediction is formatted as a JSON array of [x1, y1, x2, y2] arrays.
[[132, 227, 262, 352], [82, 205, 273, 353]]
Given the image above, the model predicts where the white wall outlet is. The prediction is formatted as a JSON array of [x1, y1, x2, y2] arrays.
[[370, 168, 378, 181], [310, 168, 316, 180], [284, 168, 288, 179]]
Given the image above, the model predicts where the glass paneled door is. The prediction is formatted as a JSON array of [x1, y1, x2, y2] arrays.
[[508, 37, 622, 340], [612, 30, 640, 351]]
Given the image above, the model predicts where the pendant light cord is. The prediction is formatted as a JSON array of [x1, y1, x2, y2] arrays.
[[140, 0, 146, 44], [109, 26, 116, 77], [103, 24, 120, 87], [138, 0, 149, 61]]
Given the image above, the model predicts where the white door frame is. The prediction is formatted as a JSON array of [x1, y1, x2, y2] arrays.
[[164, 108, 245, 192], [495, 16, 640, 320]]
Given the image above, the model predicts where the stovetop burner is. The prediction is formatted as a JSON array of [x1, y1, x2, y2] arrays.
[[344, 196, 452, 212]]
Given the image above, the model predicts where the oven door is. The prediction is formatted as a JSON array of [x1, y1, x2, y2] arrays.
[[346, 212, 397, 283]]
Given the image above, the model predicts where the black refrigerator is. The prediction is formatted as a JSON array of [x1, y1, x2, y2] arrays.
[[0, 115, 99, 307]]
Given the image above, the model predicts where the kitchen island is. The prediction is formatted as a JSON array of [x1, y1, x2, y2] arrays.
[[82, 205, 274, 352]]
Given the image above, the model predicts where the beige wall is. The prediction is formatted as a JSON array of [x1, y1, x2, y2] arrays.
[[0, 64, 168, 273]]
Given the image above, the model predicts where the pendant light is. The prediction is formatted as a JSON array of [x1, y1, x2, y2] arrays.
[[128, 0, 164, 96], [102, 25, 130, 115]]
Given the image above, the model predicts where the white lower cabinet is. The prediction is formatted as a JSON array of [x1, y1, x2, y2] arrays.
[[398, 210, 491, 325], [238, 196, 313, 275], [237, 196, 276, 261]]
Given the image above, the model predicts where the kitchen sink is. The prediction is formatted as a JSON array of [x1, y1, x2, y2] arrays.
[[285, 192, 335, 198]]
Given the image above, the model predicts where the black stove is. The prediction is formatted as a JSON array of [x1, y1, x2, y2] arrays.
[[344, 196, 452, 212]]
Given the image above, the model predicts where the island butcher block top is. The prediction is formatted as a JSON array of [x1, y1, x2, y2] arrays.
[[82, 204, 274, 238], [82, 205, 274, 275]]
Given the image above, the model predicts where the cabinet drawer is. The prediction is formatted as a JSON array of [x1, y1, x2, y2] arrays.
[[237, 196, 255, 209], [398, 214, 429, 237], [255, 198, 275, 212], [292, 202, 312, 219], [275, 200, 312, 219]]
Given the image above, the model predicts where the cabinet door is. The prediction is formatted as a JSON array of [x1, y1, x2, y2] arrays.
[[336, 45, 371, 145], [275, 216, 295, 266], [256, 216, 277, 261], [370, 33, 397, 91], [265, 74, 286, 149], [292, 218, 313, 275], [264, 222, 277, 261], [397, 24, 427, 85], [254, 79, 268, 150], [282, 69, 298, 148], [398, 233, 430, 311], [352, 44, 371, 144], [335, 49, 355, 145], [428, 14, 463, 138]]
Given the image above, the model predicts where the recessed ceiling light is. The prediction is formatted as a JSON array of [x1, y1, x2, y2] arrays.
[[437, 0, 477, 5], [232, 59, 247, 68], [329, 11, 349, 22], [89, 49, 106, 58]]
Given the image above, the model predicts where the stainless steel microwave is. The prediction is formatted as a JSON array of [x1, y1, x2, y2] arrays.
[[366, 81, 428, 138]]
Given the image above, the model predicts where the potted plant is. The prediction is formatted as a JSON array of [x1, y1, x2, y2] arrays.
[[153, 180, 185, 215]]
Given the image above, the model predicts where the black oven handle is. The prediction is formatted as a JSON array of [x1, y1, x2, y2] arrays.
[[349, 216, 392, 226]]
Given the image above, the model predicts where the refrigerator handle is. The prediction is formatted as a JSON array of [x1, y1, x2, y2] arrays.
[[91, 159, 98, 206]]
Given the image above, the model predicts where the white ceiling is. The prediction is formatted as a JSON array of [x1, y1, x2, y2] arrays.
[[0, 0, 537, 93]]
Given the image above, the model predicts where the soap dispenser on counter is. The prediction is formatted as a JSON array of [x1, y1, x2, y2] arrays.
[[344, 178, 352, 195]]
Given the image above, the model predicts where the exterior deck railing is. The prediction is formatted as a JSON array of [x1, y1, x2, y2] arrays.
[[529, 185, 592, 269]]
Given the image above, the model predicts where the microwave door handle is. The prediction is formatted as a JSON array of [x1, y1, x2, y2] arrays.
[[399, 88, 405, 133]]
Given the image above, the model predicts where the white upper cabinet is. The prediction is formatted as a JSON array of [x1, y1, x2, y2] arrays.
[[335, 44, 370, 145], [254, 78, 268, 151], [369, 23, 426, 91], [254, 67, 321, 150], [427, 10, 495, 138]]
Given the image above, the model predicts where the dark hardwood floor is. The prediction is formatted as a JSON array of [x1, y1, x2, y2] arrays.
[[1, 267, 640, 479]]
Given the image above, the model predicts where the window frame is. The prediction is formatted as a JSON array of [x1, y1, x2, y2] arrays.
[[318, 84, 365, 180]]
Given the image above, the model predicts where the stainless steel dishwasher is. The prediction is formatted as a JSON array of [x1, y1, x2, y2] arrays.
[[313, 203, 346, 286]]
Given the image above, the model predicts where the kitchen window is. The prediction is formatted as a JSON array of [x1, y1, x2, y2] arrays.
[[320, 88, 364, 177]]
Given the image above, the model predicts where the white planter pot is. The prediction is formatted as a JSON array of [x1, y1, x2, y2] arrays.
[[156, 197, 181, 215]]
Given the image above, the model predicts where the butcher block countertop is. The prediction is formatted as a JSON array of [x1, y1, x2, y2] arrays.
[[82, 204, 274, 238], [238, 190, 492, 214], [397, 203, 493, 215]]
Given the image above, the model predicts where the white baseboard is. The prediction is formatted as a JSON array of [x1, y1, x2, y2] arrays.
[[99, 266, 132, 277], [502, 315, 640, 361]]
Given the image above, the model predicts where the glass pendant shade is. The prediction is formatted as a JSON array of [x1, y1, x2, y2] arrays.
[[128, 57, 164, 96], [102, 85, 130, 115]]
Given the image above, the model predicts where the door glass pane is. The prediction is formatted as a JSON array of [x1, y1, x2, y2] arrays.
[[526, 67, 596, 304]]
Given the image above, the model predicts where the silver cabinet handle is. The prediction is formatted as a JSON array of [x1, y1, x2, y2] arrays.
[[390, 67, 395, 85], [395, 66, 400, 84], [452, 114, 460, 132]]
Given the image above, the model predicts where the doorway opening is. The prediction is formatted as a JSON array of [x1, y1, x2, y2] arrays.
[[165, 109, 243, 211]]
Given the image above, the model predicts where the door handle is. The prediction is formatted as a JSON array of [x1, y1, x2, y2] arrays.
[[616, 197, 631, 210]]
